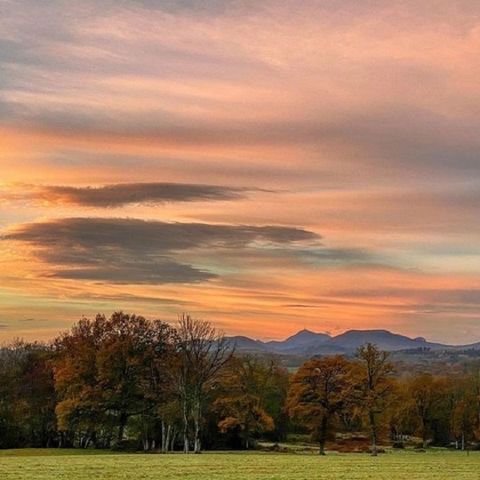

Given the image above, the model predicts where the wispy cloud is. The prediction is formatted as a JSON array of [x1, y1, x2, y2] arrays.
[[0, 182, 256, 207]]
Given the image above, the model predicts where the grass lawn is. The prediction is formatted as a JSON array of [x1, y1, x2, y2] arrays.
[[1, 449, 480, 479]]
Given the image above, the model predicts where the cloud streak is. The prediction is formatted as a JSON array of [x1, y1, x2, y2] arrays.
[[3, 217, 320, 284], [1, 182, 255, 207]]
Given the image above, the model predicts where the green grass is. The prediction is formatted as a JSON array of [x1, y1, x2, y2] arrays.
[[1, 449, 480, 479]]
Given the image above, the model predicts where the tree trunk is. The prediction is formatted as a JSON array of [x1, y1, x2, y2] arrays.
[[117, 412, 128, 444], [319, 441, 326, 456], [183, 396, 189, 453], [161, 421, 166, 453], [461, 431, 465, 451], [193, 398, 201, 454], [318, 414, 328, 455], [165, 425, 171, 453], [422, 417, 427, 449], [369, 410, 378, 456]]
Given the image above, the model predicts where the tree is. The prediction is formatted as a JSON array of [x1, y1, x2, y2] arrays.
[[261, 359, 290, 443], [288, 356, 354, 455], [157, 400, 182, 452], [95, 312, 158, 444], [466, 362, 480, 442], [53, 316, 108, 448], [173, 314, 233, 453], [0, 341, 56, 448], [54, 312, 175, 448], [354, 343, 394, 455], [405, 373, 446, 448], [450, 376, 476, 450], [214, 356, 274, 449]]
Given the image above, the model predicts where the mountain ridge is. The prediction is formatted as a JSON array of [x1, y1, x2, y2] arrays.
[[227, 328, 475, 357]]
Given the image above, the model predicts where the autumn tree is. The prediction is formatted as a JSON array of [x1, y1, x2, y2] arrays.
[[0, 341, 56, 448], [288, 356, 354, 455], [214, 356, 275, 449], [450, 376, 476, 450], [405, 373, 447, 448], [95, 312, 158, 443], [53, 316, 109, 447], [261, 359, 290, 443], [54, 312, 176, 448], [354, 343, 394, 456], [466, 362, 480, 442], [388, 379, 415, 445], [0, 342, 24, 448], [173, 314, 233, 453]]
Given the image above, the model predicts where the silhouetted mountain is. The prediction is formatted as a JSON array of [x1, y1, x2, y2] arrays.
[[226, 328, 469, 357], [265, 329, 331, 353], [329, 329, 440, 352], [227, 335, 270, 353]]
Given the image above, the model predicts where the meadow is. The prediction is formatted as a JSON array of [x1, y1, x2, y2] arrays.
[[1, 449, 480, 480]]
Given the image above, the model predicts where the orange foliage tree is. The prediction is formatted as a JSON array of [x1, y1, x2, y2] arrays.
[[287, 356, 354, 455], [214, 356, 275, 449]]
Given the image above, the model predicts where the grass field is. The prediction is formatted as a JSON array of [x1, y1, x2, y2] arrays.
[[1, 449, 480, 479]]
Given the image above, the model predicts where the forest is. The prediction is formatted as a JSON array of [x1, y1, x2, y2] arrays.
[[1, 311, 480, 455]]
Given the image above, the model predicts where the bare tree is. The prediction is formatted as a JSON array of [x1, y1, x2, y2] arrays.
[[174, 314, 233, 453]]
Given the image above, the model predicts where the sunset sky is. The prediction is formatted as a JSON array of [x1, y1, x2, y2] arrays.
[[1, 0, 479, 343]]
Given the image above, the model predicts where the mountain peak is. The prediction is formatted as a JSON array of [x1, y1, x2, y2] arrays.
[[264, 328, 331, 353], [286, 328, 320, 341]]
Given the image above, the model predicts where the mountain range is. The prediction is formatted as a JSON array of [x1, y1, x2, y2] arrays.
[[227, 329, 480, 357]]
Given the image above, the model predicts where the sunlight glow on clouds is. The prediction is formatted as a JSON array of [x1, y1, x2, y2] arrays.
[[0, 0, 479, 343]]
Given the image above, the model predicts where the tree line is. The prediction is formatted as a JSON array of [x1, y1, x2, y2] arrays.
[[1, 312, 480, 455]]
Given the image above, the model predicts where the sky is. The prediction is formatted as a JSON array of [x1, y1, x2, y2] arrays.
[[0, 0, 479, 344]]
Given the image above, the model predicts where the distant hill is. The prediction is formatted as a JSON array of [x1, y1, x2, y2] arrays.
[[227, 328, 468, 357], [449, 341, 480, 351], [329, 329, 439, 352], [226, 335, 270, 353], [265, 329, 331, 354]]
